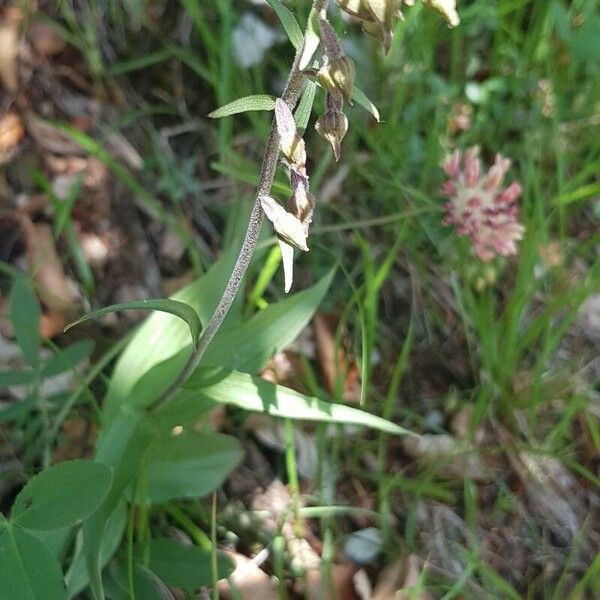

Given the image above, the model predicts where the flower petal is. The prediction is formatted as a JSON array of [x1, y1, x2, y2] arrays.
[[278, 238, 295, 293]]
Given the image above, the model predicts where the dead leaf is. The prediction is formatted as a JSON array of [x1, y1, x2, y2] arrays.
[[218, 551, 279, 600], [105, 130, 143, 170], [28, 20, 66, 56], [303, 563, 360, 600], [313, 313, 360, 402], [0, 112, 24, 164], [25, 113, 84, 155], [23, 221, 78, 308], [53, 417, 97, 462], [372, 554, 431, 600], [17, 217, 78, 336], [497, 426, 588, 545], [0, 18, 20, 92]]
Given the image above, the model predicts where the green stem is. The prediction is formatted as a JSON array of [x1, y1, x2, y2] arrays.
[[148, 10, 318, 413]]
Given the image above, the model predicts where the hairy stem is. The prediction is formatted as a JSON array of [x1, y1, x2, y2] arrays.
[[149, 35, 310, 412]]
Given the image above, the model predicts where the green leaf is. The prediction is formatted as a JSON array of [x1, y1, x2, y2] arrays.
[[10, 275, 41, 370], [186, 368, 413, 436], [65, 299, 202, 346], [295, 79, 318, 133], [0, 516, 67, 600], [102, 247, 241, 425], [203, 270, 334, 373], [208, 95, 276, 118], [41, 339, 95, 378], [141, 430, 243, 503], [83, 410, 156, 600], [147, 537, 233, 590], [102, 562, 172, 600], [351, 86, 380, 122], [264, 0, 303, 48], [0, 395, 37, 423], [0, 369, 35, 387], [12, 460, 113, 531], [65, 502, 127, 597], [299, 6, 320, 70], [153, 388, 214, 429]]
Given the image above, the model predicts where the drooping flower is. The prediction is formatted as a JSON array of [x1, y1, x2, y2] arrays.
[[274, 98, 306, 174], [263, 99, 316, 292], [440, 146, 524, 262], [337, 0, 460, 54], [317, 18, 355, 103], [315, 94, 349, 161]]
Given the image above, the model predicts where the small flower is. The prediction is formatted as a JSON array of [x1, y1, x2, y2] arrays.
[[317, 56, 355, 103], [338, 0, 459, 53], [424, 0, 460, 27], [260, 195, 309, 252], [275, 98, 306, 172], [317, 19, 355, 102], [315, 104, 349, 161], [441, 146, 525, 262], [289, 170, 315, 224]]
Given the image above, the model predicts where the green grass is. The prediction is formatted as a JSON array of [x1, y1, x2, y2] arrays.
[[2, 0, 600, 598]]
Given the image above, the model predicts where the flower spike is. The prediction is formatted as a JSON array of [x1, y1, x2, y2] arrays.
[[441, 146, 524, 262]]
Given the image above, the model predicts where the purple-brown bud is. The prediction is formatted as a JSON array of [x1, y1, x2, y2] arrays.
[[315, 107, 349, 162], [317, 56, 355, 103], [275, 98, 307, 172]]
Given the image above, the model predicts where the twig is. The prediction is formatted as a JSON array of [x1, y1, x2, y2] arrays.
[[148, 5, 322, 412]]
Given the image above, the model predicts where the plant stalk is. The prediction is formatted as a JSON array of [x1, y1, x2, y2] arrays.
[[149, 18, 317, 412]]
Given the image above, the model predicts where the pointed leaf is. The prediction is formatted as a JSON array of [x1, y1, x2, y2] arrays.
[[65, 502, 127, 597], [65, 299, 201, 346], [185, 368, 413, 436], [41, 339, 95, 378], [299, 7, 321, 70], [12, 459, 112, 531], [141, 430, 243, 503], [208, 94, 276, 118], [0, 369, 35, 387], [148, 538, 233, 590], [264, 0, 303, 48], [10, 275, 41, 370], [351, 86, 380, 122], [83, 410, 156, 600], [295, 79, 318, 133], [102, 247, 240, 425], [0, 517, 67, 600], [203, 270, 334, 373]]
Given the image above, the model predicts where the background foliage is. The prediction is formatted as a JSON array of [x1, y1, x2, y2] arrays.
[[1, 0, 599, 598]]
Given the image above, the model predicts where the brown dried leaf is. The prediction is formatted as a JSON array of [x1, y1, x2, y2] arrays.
[[25, 113, 84, 155], [0, 19, 20, 92], [312, 313, 360, 401], [24, 221, 78, 309], [27, 21, 66, 57], [303, 563, 360, 600], [218, 551, 279, 600], [372, 554, 431, 600], [0, 112, 24, 164]]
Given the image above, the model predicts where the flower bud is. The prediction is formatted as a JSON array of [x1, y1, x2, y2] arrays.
[[289, 171, 315, 223], [424, 0, 460, 27], [275, 98, 307, 171], [337, 0, 373, 20], [260, 195, 309, 252], [315, 108, 349, 162], [337, 0, 397, 54], [317, 56, 355, 103]]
